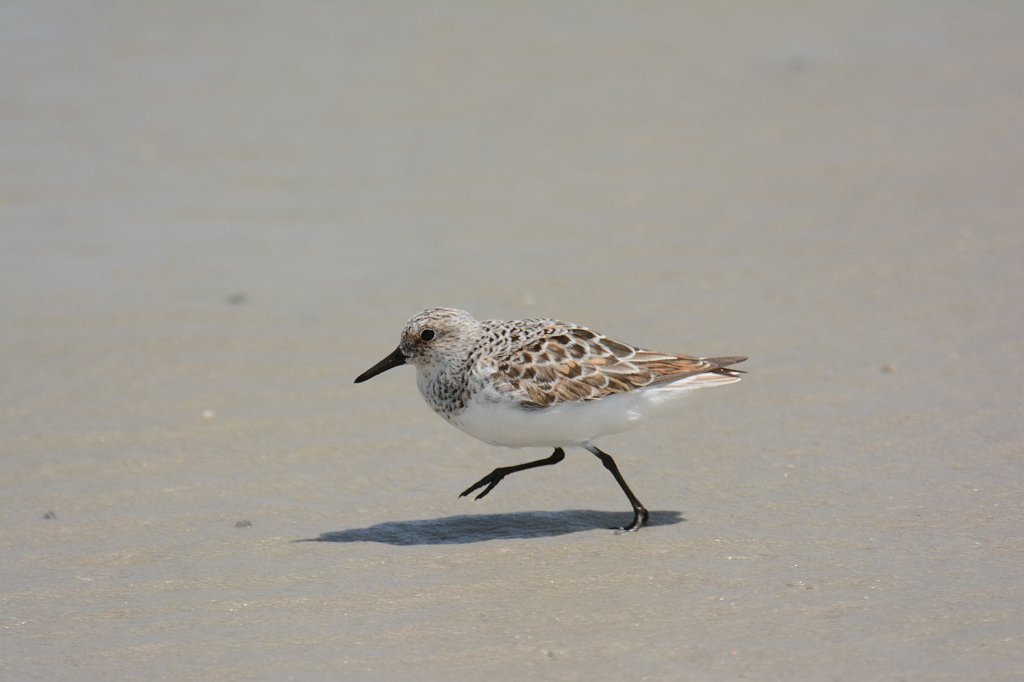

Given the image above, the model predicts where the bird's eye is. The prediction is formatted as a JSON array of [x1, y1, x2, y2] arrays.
[[419, 329, 435, 342]]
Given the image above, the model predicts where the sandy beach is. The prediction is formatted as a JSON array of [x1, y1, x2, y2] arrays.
[[2, 3, 1022, 680]]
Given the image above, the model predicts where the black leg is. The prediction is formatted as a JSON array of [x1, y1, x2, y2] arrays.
[[460, 447, 566, 501], [583, 444, 649, 532]]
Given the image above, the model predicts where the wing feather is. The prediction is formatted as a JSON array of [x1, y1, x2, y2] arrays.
[[485, 320, 746, 408]]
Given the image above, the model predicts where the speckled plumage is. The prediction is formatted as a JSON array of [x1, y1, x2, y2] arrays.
[[355, 307, 747, 532]]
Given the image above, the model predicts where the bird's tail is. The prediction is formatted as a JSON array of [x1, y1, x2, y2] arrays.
[[707, 356, 747, 378]]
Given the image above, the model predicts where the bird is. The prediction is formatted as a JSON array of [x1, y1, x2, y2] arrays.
[[354, 307, 746, 532]]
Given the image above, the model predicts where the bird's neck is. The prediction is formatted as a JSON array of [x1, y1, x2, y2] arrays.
[[417, 353, 473, 418]]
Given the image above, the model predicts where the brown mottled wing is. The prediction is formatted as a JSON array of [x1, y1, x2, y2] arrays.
[[492, 325, 745, 408]]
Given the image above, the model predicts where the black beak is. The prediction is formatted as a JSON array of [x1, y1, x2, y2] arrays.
[[354, 346, 407, 383]]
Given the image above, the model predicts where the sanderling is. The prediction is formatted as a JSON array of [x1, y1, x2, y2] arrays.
[[355, 307, 746, 532]]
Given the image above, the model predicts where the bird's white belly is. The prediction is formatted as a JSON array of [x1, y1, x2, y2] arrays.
[[446, 389, 681, 448]]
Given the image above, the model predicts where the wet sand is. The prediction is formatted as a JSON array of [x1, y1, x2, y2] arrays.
[[2, 4, 1022, 680]]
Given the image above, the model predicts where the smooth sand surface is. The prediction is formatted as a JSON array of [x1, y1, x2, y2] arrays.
[[2, 4, 1022, 680]]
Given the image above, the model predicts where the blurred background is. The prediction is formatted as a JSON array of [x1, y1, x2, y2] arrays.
[[2, 3, 1022, 680]]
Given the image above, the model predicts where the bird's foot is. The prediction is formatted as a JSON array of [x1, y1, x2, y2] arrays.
[[459, 469, 506, 500], [614, 507, 650, 533]]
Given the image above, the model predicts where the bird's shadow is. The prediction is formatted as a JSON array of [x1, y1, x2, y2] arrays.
[[296, 509, 684, 546]]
